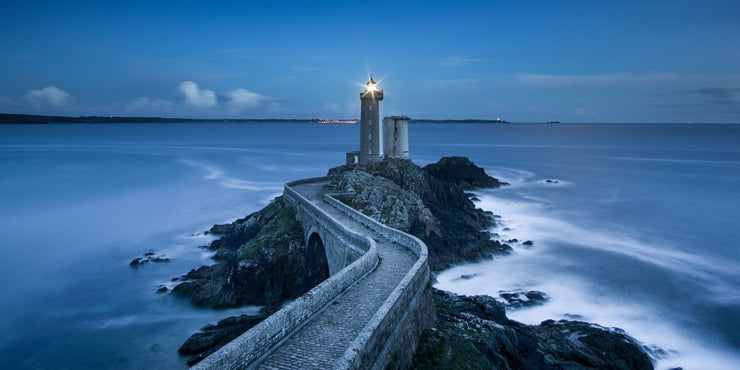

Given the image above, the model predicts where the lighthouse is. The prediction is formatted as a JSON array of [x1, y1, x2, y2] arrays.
[[358, 77, 384, 165]]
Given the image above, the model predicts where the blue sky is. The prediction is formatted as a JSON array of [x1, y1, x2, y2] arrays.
[[1, 0, 739, 122]]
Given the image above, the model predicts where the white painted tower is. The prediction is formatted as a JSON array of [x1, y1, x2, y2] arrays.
[[383, 116, 410, 159], [358, 77, 383, 165]]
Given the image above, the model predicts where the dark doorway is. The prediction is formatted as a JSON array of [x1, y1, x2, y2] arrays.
[[305, 233, 330, 287]]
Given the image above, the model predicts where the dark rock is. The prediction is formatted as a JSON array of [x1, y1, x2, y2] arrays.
[[423, 156, 507, 190], [179, 313, 268, 366], [506, 238, 519, 243], [458, 273, 479, 280], [413, 289, 653, 370], [208, 223, 235, 235], [522, 240, 534, 246], [546, 179, 559, 184], [328, 158, 511, 271], [130, 251, 169, 267], [156, 286, 168, 293], [171, 277, 179, 282], [172, 196, 326, 308], [497, 289, 549, 309]]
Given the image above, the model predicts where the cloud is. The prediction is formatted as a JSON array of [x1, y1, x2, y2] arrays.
[[0, 96, 19, 108], [224, 88, 262, 110], [685, 87, 739, 103], [179, 81, 216, 107], [324, 102, 340, 112], [439, 56, 489, 66], [426, 78, 478, 87], [24, 86, 72, 107], [125, 97, 176, 113], [512, 73, 678, 87]]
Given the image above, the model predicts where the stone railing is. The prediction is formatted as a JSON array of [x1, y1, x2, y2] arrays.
[[324, 194, 430, 369], [192, 179, 378, 370]]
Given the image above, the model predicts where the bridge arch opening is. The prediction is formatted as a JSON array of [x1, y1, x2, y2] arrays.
[[305, 232, 330, 286]]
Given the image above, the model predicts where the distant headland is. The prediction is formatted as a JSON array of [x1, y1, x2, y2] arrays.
[[0, 113, 511, 125]]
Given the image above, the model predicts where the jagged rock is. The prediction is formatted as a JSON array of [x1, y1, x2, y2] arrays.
[[423, 156, 507, 189], [331, 170, 438, 234], [497, 289, 549, 309], [156, 286, 168, 293], [413, 289, 653, 370], [172, 196, 324, 308], [129, 251, 170, 267], [328, 158, 511, 271], [179, 311, 272, 366], [522, 240, 534, 246]]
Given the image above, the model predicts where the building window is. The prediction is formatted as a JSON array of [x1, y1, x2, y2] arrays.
[[368, 119, 372, 126], [368, 134, 372, 140], [368, 105, 372, 111]]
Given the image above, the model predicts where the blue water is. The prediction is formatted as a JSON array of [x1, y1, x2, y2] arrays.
[[0, 122, 738, 369]]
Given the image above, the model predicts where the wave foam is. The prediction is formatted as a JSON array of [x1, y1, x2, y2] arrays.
[[436, 192, 740, 369]]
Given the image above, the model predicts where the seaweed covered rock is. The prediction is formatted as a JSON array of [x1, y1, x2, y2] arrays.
[[413, 289, 653, 370], [172, 196, 325, 308]]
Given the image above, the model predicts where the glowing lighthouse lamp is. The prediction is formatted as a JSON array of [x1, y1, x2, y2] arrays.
[[345, 76, 410, 166], [358, 76, 384, 164]]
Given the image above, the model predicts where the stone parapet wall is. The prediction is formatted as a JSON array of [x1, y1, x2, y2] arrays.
[[192, 181, 378, 370], [324, 194, 432, 369]]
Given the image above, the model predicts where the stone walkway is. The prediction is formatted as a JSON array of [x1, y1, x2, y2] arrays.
[[255, 181, 416, 369]]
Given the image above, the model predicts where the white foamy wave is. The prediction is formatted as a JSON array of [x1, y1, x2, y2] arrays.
[[438, 192, 740, 369], [437, 263, 740, 369], [87, 305, 264, 330], [177, 157, 284, 191], [474, 194, 739, 295], [220, 178, 283, 191], [484, 166, 536, 186], [486, 166, 570, 189]]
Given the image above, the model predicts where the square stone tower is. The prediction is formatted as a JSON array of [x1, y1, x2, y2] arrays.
[[359, 77, 383, 165]]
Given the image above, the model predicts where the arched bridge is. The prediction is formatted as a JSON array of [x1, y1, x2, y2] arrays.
[[192, 176, 432, 369]]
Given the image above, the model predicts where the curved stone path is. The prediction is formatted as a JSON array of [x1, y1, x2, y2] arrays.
[[254, 181, 417, 369]]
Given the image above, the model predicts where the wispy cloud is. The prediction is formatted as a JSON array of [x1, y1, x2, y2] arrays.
[[511, 73, 678, 86], [224, 88, 262, 111], [426, 78, 479, 87], [179, 81, 216, 107], [0, 96, 19, 108], [685, 87, 739, 104], [125, 97, 176, 113], [438, 56, 490, 66], [24, 86, 72, 108]]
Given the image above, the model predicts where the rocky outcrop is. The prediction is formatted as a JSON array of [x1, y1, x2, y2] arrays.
[[423, 156, 506, 189], [172, 196, 323, 308], [129, 250, 170, 266], [413, 289, 653, 370], [497, 289, 549, 309], [173, 157, 653, 369], [178, 307, 279, 366], [329, 157, 511, 271]]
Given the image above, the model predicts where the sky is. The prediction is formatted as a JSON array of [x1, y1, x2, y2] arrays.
[[1, 0, 739, 123]]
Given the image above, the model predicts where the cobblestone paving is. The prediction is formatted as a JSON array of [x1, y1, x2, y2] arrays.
[[255, 181, 417, 369]]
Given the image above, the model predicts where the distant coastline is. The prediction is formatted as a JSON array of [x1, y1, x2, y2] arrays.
[[0, 113, 511, 125]]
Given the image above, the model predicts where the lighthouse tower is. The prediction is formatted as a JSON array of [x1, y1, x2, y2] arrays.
[[358, 77, 384, 165]]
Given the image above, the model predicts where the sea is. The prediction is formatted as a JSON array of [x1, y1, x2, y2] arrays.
[[0, 122, 738, 369]]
